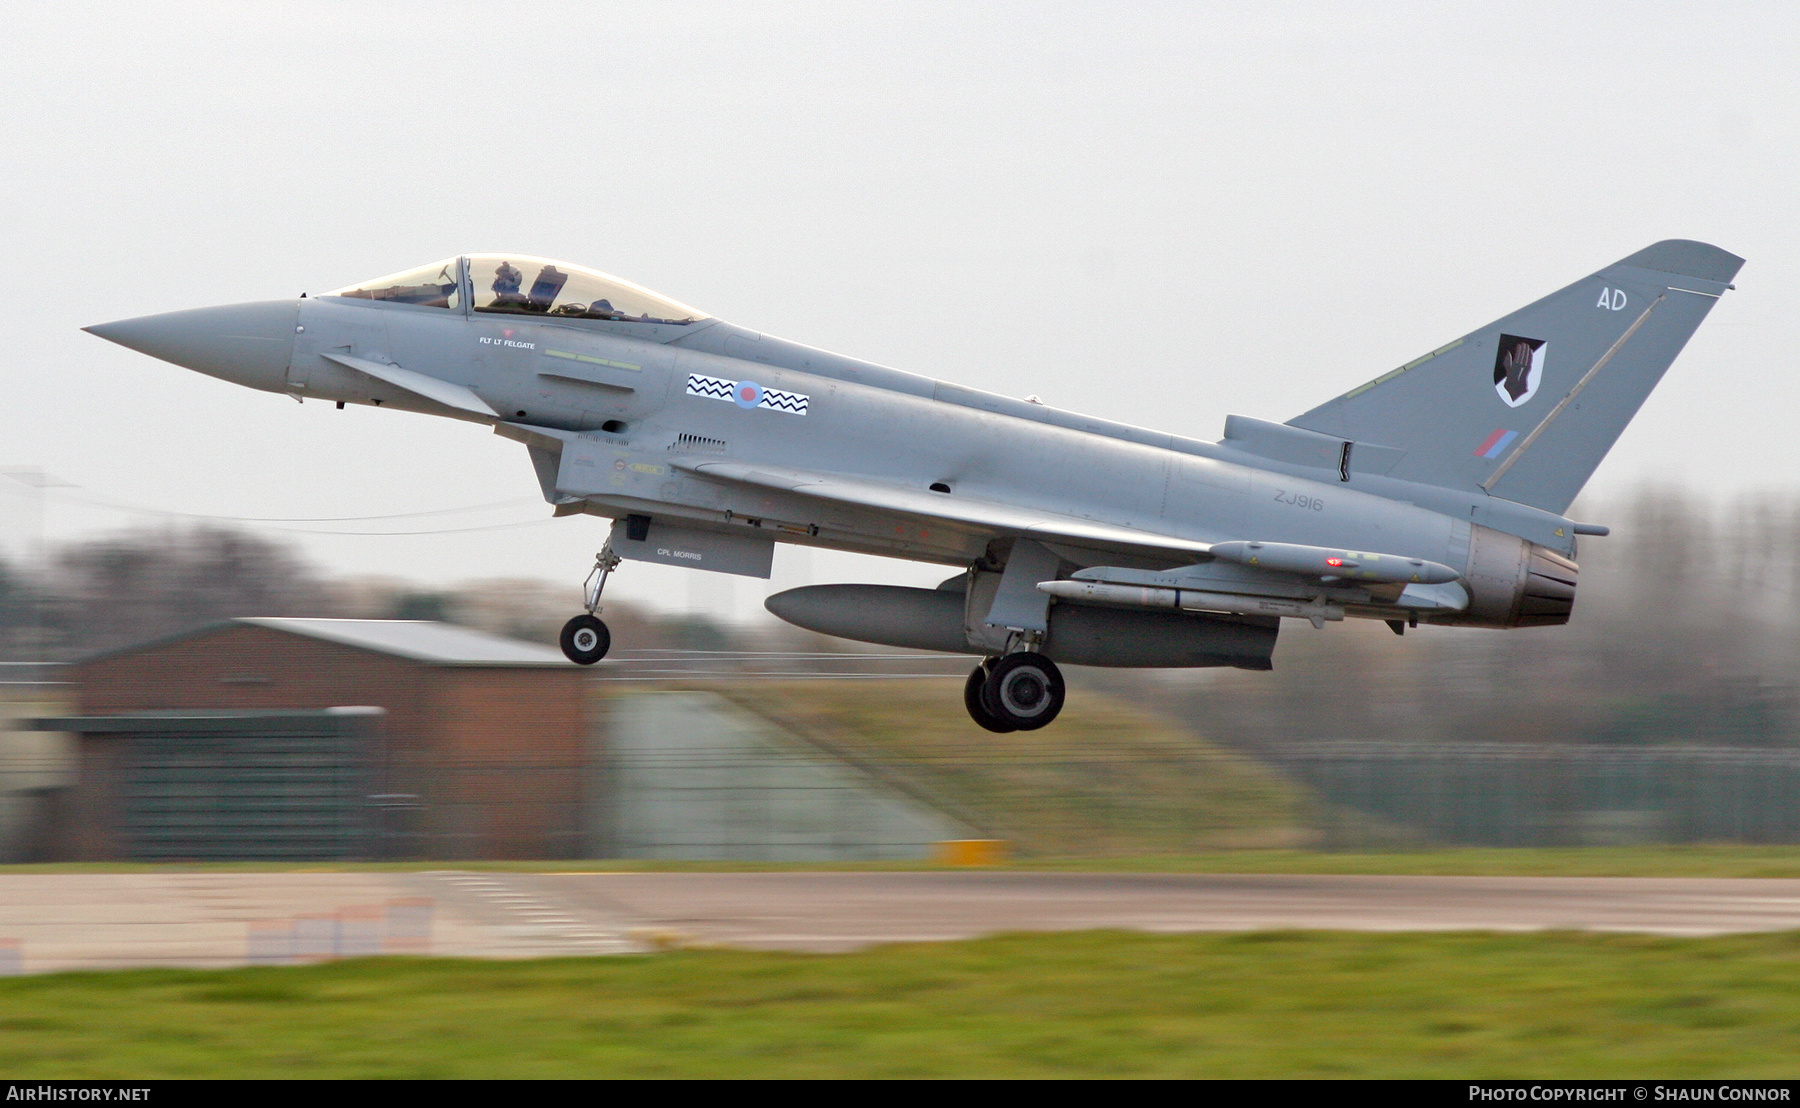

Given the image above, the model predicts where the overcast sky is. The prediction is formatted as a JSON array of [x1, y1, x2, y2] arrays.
[[1, 2, 1794, 620]]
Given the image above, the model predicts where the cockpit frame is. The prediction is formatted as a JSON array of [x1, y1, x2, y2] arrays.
[[324, 255, 710, 337]]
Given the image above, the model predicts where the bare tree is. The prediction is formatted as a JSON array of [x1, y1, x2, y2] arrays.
[[46, 526, 335, 657], [1119, 485, 1800, 749]]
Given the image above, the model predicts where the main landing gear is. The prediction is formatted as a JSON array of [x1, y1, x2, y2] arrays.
[[963, 651, 1065, 732], [560, 546, 620, 665]]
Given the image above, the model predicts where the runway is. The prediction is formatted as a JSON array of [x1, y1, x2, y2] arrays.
[[1, 870, 1799, 972], [537, 871, 1800, 950]]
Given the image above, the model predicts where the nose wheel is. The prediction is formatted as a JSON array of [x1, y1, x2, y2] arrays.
[[964, 652, 1065, 731], [560, 546, 621, 665], [560, 614, 611, 665]]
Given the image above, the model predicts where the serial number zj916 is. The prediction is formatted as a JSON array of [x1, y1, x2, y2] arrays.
[[1274, 490, 1325, 511]]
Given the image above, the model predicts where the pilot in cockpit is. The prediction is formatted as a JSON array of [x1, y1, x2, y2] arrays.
[[491, 260, 523, 300]]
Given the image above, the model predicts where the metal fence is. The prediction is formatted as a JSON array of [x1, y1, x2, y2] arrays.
[[11, 742, 1800, 860], [1263, 742, 1800, 849], [15, 687, 1800, 859]]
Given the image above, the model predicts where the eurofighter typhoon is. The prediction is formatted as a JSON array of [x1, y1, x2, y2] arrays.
[[85, 242, 1742, 731]]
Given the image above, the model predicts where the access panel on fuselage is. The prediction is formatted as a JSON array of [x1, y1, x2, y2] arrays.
[[466, 318, 671, 430]]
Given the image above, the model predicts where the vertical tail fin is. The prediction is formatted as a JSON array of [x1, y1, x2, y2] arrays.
[[1289, 240, 1743, 514]]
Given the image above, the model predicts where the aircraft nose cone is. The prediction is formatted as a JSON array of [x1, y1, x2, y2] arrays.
[[85, 300, 300, 393]]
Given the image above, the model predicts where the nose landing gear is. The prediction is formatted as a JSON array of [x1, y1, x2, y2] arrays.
[[560, 614, 610, 665], [963, 651, 1065, 731], [560, 546, 620, 665]]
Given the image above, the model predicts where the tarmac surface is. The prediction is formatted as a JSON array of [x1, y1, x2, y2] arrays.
[[3, 870, 1800, 972], [540, 872, 1800, 951]]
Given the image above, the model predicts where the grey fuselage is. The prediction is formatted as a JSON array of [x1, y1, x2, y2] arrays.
[[169, 289, 1562, 631], [88, 242, 1754, 661]]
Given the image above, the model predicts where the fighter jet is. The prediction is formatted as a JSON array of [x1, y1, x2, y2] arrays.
[[85, 242, 1742, 731]]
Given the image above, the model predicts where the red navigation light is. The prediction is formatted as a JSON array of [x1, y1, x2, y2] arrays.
[[1325, 557, 1343, 567]]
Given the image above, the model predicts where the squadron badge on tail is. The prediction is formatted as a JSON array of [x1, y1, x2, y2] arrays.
[[1493, 334, 1546, 407]]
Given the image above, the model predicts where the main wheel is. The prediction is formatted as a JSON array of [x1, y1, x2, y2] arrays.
[[964, 661, 1017, 733], [559, 614, 611, 664], [981, 652, 1065, 731]]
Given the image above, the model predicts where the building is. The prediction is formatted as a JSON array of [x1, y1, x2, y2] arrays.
[[51, 618, 589, 860], [0, 663, 74, 863]]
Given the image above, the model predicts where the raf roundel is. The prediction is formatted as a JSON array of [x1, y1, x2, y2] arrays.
[[685, 372, 810, 415]]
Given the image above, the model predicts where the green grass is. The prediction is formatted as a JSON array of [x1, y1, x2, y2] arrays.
[[706, 679, 1309, 854], [15, 844, 1800, 876], [9, 930, 1800, 1077]]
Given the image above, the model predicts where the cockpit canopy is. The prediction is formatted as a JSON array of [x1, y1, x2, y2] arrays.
[[467, 254, 706, 324], [326, 255, 708, 326], [329, 258, 462, 309]]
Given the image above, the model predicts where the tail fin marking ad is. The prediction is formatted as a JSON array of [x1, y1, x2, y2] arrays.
[[1288, 240, 1742, 515]]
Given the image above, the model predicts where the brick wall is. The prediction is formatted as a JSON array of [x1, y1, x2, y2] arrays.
[[74, 625, 432, 751], [417, 667, 590, 858], [68, 623, 593, 859]]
